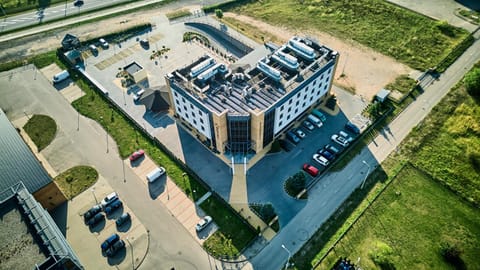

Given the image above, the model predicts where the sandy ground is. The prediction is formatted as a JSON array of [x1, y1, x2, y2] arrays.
[[1, 4, 411, 101], [224, 13, 413, 101]]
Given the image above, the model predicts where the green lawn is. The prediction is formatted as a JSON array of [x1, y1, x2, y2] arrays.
[[23, 114, 57, 151], [385, 74, 417, 94], [201, 196, 257, 257], [54, 166, 98, 199], [227, 0, 469, 70], [314, 165, 480, 270]]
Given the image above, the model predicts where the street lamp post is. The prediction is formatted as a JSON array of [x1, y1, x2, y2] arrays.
[[91, 188, 98, 205], [122, 159, 126, 183], [281, 244, 292, 270], [361, 160, 371, 189]]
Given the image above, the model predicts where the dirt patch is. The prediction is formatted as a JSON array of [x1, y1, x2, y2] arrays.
[[224, 13, 413, 101]]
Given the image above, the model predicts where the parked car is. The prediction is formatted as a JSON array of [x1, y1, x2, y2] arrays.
[[302, 120, 315, 131], [86, 212, 104, 226], [313, 153, 329, 166], [312, 109, 327, 122], [101, 234, 120, 252], [99, 38, 109, 49], [345, 122, 361, 135], [325, 144, 341, 155], [331, 134, 349, 147], [116, 213, 131, 227], [52, 70, 70, 84], [133, 89, 145, 101], [140, 39, 149, 48], [294, 128, 306, 139], [106, 240, 125, 257], [89, 44, 98, 53], [129, 149, 145, 161], [339, 131, 353, 143], [100, 192, 118, 208], [286, 130, 300, 144], [303, 163, 319, 177], [146, 167, 166, 183], [83, 204, 102, 223], [195, 216, 213, 232], [105, 199, 123, 215], [317, 148, 335, 161]]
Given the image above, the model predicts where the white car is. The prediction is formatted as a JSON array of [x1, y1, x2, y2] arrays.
[[339, 131, 353, 143], [133, 89, 145, 101], [302, 120, 315, 131], [89, 44, 98, 53], [313, 154, 329, 166], [294, 128, 306, 139], [99, 38, 109, 49], [100, 192, 118, 207], [195, 216, 213, 232], [331, 134, 349, 147]]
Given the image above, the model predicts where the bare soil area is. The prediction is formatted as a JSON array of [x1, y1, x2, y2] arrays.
[[224, 13, 413, 101]]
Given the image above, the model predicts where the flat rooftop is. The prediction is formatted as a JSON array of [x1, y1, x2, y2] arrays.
[[124, 61, 143, 75], [169, 37, 338, 116]]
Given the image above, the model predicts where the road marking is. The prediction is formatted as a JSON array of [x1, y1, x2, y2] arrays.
[[50, 10, 60, 13]]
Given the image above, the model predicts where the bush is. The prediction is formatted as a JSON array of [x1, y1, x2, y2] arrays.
[[369, 241, 395, 269], [250, 203, 276, 224], [440, 242, 464, 266], [463, 67, 480, 98], [215, 9, 224, 19], [284, 172, 306, 198]]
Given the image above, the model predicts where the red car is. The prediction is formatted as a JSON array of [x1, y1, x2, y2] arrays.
[[303, 163, 319, 177], [129, 149, 145, 161]]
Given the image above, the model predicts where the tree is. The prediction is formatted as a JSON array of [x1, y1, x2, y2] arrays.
[[464, 67, 480, 98], [215, 9, 223, 19]]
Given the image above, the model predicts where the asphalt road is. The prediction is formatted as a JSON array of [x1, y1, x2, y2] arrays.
[[0, 67, 215, 270], [249, 30, 480, 270], [0, 0, 133, 33]]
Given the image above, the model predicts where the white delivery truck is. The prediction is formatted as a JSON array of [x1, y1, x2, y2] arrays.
[[52, 70, 70, 84], [146, 167, 166, 183], [307, 114, 323, 128]]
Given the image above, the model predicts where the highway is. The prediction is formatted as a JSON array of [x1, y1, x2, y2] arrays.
[[0, 0, 134, 33]]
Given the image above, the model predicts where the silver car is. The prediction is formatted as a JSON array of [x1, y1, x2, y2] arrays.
[[331, 134, 349, 147]]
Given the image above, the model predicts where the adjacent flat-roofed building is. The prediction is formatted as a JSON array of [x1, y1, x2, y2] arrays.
[[165, 36, 339, 154]]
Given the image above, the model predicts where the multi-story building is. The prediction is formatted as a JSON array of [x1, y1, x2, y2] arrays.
[[165, 36, 339, 155]]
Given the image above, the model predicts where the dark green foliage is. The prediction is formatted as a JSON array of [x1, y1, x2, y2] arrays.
[[284, 172, 306, 198], [215, 9, 224, 19], [250, 203, 276, 223], [463, 67, 480, 98], [440, 242, 464, 267]]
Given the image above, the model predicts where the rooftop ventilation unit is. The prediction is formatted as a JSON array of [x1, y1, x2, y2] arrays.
[[198, 63, 227, 81], [257, 60, 281, 82], [287, 37, 316, 61], [272, 49, 299, 70], [190, 57, 216, 78]]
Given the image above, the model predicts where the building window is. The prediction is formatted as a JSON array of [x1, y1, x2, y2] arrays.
[[287, 115, 290, 120], [309, 96, 313, 101], [182, 97, 185, 103], [176, 100, 180, 105], [289, 99, 293, 104], [297, 92, 301, 97], [183, 105, 187, 111], [288, 108, 292, 112], [295, 108, 298, 113], [280, 105, 284, 111], [174, 92, 178, 97], [302, 102, 306, 107], [201, 126, 205, 131], [296, 100, 300, 106], [193, 119, 197, 125], [190, 104, 194, 110], [313, 80, 317, 86], [279, 113, 283, 119], [178, 108, 182, 113], [200, 118, 204, 124]]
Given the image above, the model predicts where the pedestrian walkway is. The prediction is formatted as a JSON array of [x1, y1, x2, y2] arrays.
[[229, 164, 276, 241]]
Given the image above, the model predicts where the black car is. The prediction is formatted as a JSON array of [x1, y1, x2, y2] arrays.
[[116, 213, 131, 227], [83, 205, 102, 223], [87, 212, 104, 226], [73, 0, 84, 7], [317, 148, 335, 161], [105, 199, 123, 215], [345, 122, 361, 135], [106, 240, 125, 257]]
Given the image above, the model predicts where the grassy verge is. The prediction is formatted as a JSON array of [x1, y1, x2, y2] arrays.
[[0, 0, 65, 15], [313, 165, 480, 270], [224, 0, 469, 70], [201, 196, 257, 257], [220, 16, 284, 44], [165, 9, 191, 20], [54, 166, 98, 200], [0, 50, 65, 72], [385, 74, 417, 94], [23, 114, 57, 151], [459, 9, 480, 24]]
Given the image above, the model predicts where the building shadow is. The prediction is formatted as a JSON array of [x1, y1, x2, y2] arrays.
[[455, 0, 480, 11], [50, 201, 69, 236]]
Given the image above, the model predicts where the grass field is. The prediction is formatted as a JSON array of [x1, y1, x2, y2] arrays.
[[201, 196, 257, 257], [23, 114, 57, 151], [1, 0, 64, 15], [314, 165, 480, 270], [228, 0, 469, 70], [54, 165, 98, 199], [165, 9, 191, 20]]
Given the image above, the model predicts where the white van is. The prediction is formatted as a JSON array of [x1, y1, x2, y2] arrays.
[[307, 114, 323, 128], [52, 70, 70, 84], [146, 167, 166, 183]]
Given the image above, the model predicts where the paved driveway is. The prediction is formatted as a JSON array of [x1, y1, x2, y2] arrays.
[[0, 66, 216, 270]]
